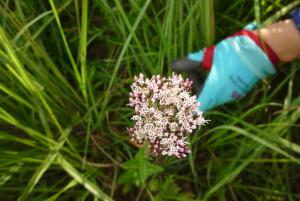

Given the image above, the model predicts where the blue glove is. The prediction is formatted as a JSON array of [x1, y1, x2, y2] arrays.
[[171, 24, 279, 111]]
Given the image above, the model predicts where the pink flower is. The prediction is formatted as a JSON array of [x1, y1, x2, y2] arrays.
[[128, 73, 208, 158]]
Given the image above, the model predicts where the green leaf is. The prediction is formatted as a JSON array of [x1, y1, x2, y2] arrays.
[[118, 147, 163, 186]]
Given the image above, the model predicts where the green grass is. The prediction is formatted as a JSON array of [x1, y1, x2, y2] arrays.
[[0, 0, 300, 200]]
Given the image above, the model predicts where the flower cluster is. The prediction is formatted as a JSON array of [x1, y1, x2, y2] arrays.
[[128, 73, 207, 158]]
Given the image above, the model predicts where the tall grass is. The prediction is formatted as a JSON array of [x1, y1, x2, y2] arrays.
[[0, 0, 300, 200]]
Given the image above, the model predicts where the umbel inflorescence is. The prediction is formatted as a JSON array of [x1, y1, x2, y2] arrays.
[[128, 73, 208, 158]]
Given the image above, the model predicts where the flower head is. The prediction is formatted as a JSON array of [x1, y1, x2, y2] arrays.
[[128, 73, 208, 158]]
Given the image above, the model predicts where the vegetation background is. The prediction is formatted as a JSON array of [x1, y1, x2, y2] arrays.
[[0, 0, 300, 200]]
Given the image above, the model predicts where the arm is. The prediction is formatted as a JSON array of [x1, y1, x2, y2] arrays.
[[171, 9, 300, 111], [256, 19, 300, 62]]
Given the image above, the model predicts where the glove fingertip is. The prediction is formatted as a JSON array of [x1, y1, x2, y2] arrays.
[[171, 57, 201, 72], [171, 59, 185, 72]]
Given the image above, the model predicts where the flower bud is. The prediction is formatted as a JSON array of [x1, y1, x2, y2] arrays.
[[135, 105, 140, 113]]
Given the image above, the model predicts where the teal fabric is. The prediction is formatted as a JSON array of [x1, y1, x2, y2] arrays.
[[188, 34, 276, 111], [188, 50, 204, 61]]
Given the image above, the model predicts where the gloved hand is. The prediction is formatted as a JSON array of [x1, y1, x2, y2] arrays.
[[171, 24, 279, 111]]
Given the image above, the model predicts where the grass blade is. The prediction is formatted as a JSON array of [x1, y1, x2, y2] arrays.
[[98, 0, 151, 125], [56, 154, 114, 201], [48, 0, 82, 97], [79, 0, 88, 103]]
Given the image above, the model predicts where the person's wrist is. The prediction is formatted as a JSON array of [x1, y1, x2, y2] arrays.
[[253, 19, 300, 63]]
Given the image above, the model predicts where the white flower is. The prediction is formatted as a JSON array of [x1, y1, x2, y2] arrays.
[[128, 73, 208, 158], [169, 122, 178, 132]]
